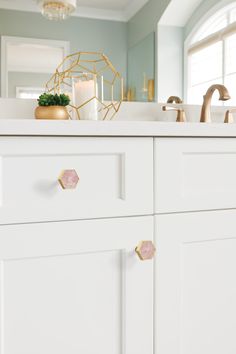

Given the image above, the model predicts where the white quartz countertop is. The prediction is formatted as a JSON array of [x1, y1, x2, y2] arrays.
[[1, 119, 236, 137]]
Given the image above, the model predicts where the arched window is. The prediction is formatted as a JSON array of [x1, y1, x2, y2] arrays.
[[186, 2, 236, 105]]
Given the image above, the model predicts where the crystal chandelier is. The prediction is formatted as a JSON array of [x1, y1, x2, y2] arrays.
[[38, 0, 77, 20]]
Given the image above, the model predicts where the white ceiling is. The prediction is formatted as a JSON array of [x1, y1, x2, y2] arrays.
[[0, 0, 149, 21], [77, 0, 131, 11]]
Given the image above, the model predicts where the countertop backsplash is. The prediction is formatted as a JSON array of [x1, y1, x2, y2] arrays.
[[0, 98, 235, 123]]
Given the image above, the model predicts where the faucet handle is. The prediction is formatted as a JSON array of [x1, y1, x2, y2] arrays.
[[162, 105, 186, 122], [224, 108, 236, 123], [167, 96, 183, 104]]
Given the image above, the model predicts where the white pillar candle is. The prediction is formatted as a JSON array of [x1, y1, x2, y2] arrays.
[[73, 79, 98, 120]]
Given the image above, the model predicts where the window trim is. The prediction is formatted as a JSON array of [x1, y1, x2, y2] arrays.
[[188, 22, 236, 55]]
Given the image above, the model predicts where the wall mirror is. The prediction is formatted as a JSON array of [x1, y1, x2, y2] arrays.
[[1, 0, 235, 105]]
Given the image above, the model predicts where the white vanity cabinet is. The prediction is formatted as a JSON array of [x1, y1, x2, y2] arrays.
[[1, 123, 236, 354]]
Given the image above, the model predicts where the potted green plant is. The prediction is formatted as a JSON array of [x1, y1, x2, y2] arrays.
[[35, 93, 70, 120]]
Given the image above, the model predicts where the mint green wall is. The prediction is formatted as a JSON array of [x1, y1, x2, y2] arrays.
[[0, 9, 128, 80], [128, 0, 171, 47]]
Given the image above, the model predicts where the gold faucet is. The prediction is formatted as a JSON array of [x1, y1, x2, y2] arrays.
[[167, 96, 183, 104], [162, 105, 186, 122], [224, 108, 236, 123], [163, 96, 185, 122], [200, 84, 231, 123]]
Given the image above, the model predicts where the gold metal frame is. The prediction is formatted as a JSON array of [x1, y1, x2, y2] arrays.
[[46, 51, 123, 120]]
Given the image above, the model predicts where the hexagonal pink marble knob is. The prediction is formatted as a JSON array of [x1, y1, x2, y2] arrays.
[[135, 241, 156, 261], [58, 169, 79, 190]]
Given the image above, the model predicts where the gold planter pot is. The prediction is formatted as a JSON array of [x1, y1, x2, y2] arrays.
[[35, 106, 69, 120]]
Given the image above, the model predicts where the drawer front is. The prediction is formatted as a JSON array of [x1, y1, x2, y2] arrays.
[[0, 216, 154, 354], [155, 137, 236, 213], [0, 137, 153, 224]]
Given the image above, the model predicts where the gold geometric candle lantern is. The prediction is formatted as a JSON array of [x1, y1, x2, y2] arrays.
[[46, 51, 123, 120]]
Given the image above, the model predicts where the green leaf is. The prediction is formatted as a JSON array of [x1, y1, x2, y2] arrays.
[[37, 93, 70, 106]]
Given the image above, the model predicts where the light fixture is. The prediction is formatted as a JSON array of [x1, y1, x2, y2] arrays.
[[38, 0, 77, 21]]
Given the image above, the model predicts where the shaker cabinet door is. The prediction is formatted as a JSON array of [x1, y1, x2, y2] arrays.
[[155, 211, 236, 354], [0, 216, 154, 354]]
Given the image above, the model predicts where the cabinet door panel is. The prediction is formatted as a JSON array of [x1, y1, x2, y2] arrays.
[[0, 217, 154, 354], [155, 211, 236, 354], [155, 138, 236, 213]]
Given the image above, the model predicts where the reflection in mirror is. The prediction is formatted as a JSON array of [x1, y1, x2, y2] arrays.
[[127, 33, 155, 102], [0, 3, 156, 103], [1, 36, 69, 98]]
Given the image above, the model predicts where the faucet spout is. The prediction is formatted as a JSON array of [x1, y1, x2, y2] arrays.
[[200, 84, 231, 123]]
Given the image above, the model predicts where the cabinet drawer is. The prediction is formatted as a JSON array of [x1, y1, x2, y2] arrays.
[[0, 137, 153, 224], [0, 216, 154, 354], [155, 138, 236, 213]]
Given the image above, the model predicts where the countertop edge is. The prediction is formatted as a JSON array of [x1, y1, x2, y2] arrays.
[[1, 120, 236, 137]]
